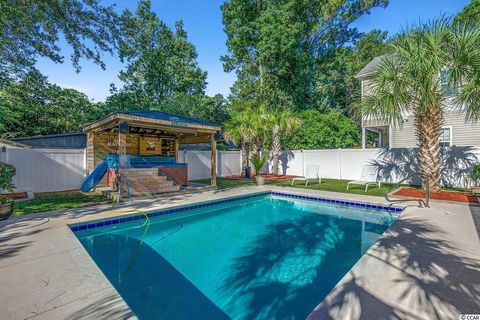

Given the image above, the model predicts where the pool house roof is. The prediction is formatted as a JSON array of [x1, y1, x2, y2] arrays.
[[84, 110, 221, 134]]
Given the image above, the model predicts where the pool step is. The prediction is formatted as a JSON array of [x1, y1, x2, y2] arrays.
[[127, 174, 167, 182], [119, 169, 180, 197], [121, 186, 181, 197], [124, 168, 162, 177]]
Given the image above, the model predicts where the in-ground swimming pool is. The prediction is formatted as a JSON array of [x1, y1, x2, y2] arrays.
[[72, 192, 400, 320]]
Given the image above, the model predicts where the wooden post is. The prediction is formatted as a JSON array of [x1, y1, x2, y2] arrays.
[[118, 131, 127, 156], [210, 134, 217, 187], [117, 125, 127, 201], [175, 139, 179, 161], [86, 130, 95, 174]]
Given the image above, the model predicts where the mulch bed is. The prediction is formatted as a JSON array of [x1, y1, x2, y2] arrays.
[[224, 175, 297, 181], [1, 192, 28, 200], [393, 187, 479, 204]]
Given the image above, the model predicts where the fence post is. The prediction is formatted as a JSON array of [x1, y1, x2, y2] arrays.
[[239, 150, 243, 175], [302, 150, 305, 176], [83, 148, 87, 177], [339, 149, 343, 180]]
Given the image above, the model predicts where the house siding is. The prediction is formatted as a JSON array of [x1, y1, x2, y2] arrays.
[[391, 117, 417, 148], [361, 76, 480, 148], [390, 110, 480, 147], [444, 110, 480, 146]]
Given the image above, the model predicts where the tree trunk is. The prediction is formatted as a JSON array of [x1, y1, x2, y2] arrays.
[[272, 124, 280, 176], [251, 144, 260, 175], [414, 106, 443, 192], [241, 142, 248, 178]]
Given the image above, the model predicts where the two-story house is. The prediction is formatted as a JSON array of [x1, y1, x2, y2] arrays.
[[355, 56, 480, 149]]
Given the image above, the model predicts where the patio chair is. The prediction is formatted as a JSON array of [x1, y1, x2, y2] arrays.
[[347, 165, 381, 192], [291, 165, 320, 186]]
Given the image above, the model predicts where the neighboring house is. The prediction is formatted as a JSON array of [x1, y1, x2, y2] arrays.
[[355, 56, 480, 149], [0, 139, 30, 150], [10, 132, 86, 149]]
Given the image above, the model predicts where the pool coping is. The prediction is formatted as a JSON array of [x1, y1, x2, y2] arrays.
[[69, 190, 403, 233], [0, 185, 478, 320]]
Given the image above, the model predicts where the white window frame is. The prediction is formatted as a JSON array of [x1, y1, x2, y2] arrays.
[[440, 68, 459, 97], [439, 126, 453, 147]]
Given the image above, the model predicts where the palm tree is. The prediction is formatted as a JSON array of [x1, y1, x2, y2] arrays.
[[223, 109, 257, 177], [251, 106, 271, 156], [360, 19, 480, 191], [270, 108, 300, 176]]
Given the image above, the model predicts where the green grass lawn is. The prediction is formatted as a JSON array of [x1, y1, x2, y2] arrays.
[[192, 178, 256, 190], [192, 177, 392, 196], [270, 178, 392, 197], [14, 191, 106, 216]]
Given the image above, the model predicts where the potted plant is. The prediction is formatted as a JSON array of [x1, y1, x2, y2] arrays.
[[471, 163, 480, 194], [251, 153, 269, 186], [0, 163, 15, 220]]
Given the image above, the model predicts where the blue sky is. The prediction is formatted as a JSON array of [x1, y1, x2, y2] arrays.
[[35, 0, 470, 102]]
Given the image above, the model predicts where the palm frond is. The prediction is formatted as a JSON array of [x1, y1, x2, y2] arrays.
[[358, 55, 411, 126]]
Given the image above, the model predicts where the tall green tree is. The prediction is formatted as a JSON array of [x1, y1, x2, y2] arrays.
[[315, 29, 391, 114], [155, 93, 230, 125], [222, 0, 388, 168], [0, 70, 104, 137], [221, 0, 389, 110], [105, 90, 230, 125], [0, 0, 122, 84], [359, 19, 480, 191], [117, 0, 207, 104]]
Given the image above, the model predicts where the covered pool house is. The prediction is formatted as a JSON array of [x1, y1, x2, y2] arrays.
[[84, 110, 221, 196]]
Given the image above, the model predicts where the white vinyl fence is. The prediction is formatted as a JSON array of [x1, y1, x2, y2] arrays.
[[2, 146, 479, 193], [0, 148, 86, 193], [179, 150, 242, 181], [180, 147, 480, 188]]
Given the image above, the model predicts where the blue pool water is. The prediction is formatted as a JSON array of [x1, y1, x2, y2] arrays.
[[74, 194, 398, 320]]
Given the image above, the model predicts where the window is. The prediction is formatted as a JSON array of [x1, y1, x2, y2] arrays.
[[440, 69, 459, 97], [439, 127, 452, 147]]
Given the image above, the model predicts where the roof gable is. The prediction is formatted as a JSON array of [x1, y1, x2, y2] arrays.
[[84, 109, 221, 132], [355, 55, 389, 80], [118, 110, 218, 127]]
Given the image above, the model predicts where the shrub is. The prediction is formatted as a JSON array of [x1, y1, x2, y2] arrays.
[[0, 164, 15, 193], [251, 153, 268, 176], [283, 110, 361, 150], [0, 196, 13, 204], [471, 163, 480, 184]]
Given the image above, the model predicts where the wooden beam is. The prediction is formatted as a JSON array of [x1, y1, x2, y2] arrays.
[[178, 135, 211, 144], [210, 134, 217, 187]]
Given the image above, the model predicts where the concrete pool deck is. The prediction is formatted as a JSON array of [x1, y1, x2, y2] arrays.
[[0, 186, 479, 320]]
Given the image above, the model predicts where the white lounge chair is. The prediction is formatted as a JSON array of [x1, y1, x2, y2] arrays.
[[291, 165, 320, 186], [347, 165, 381, 192]]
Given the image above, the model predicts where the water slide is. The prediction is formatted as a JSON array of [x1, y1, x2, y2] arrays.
[[80, 160, 108, 193], [81, 154, 119, 193]]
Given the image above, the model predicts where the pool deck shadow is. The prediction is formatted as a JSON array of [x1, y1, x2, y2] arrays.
[[0, 185, 479, 319], [80, 232, 229, 320], [308, 201, 480, 319]]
